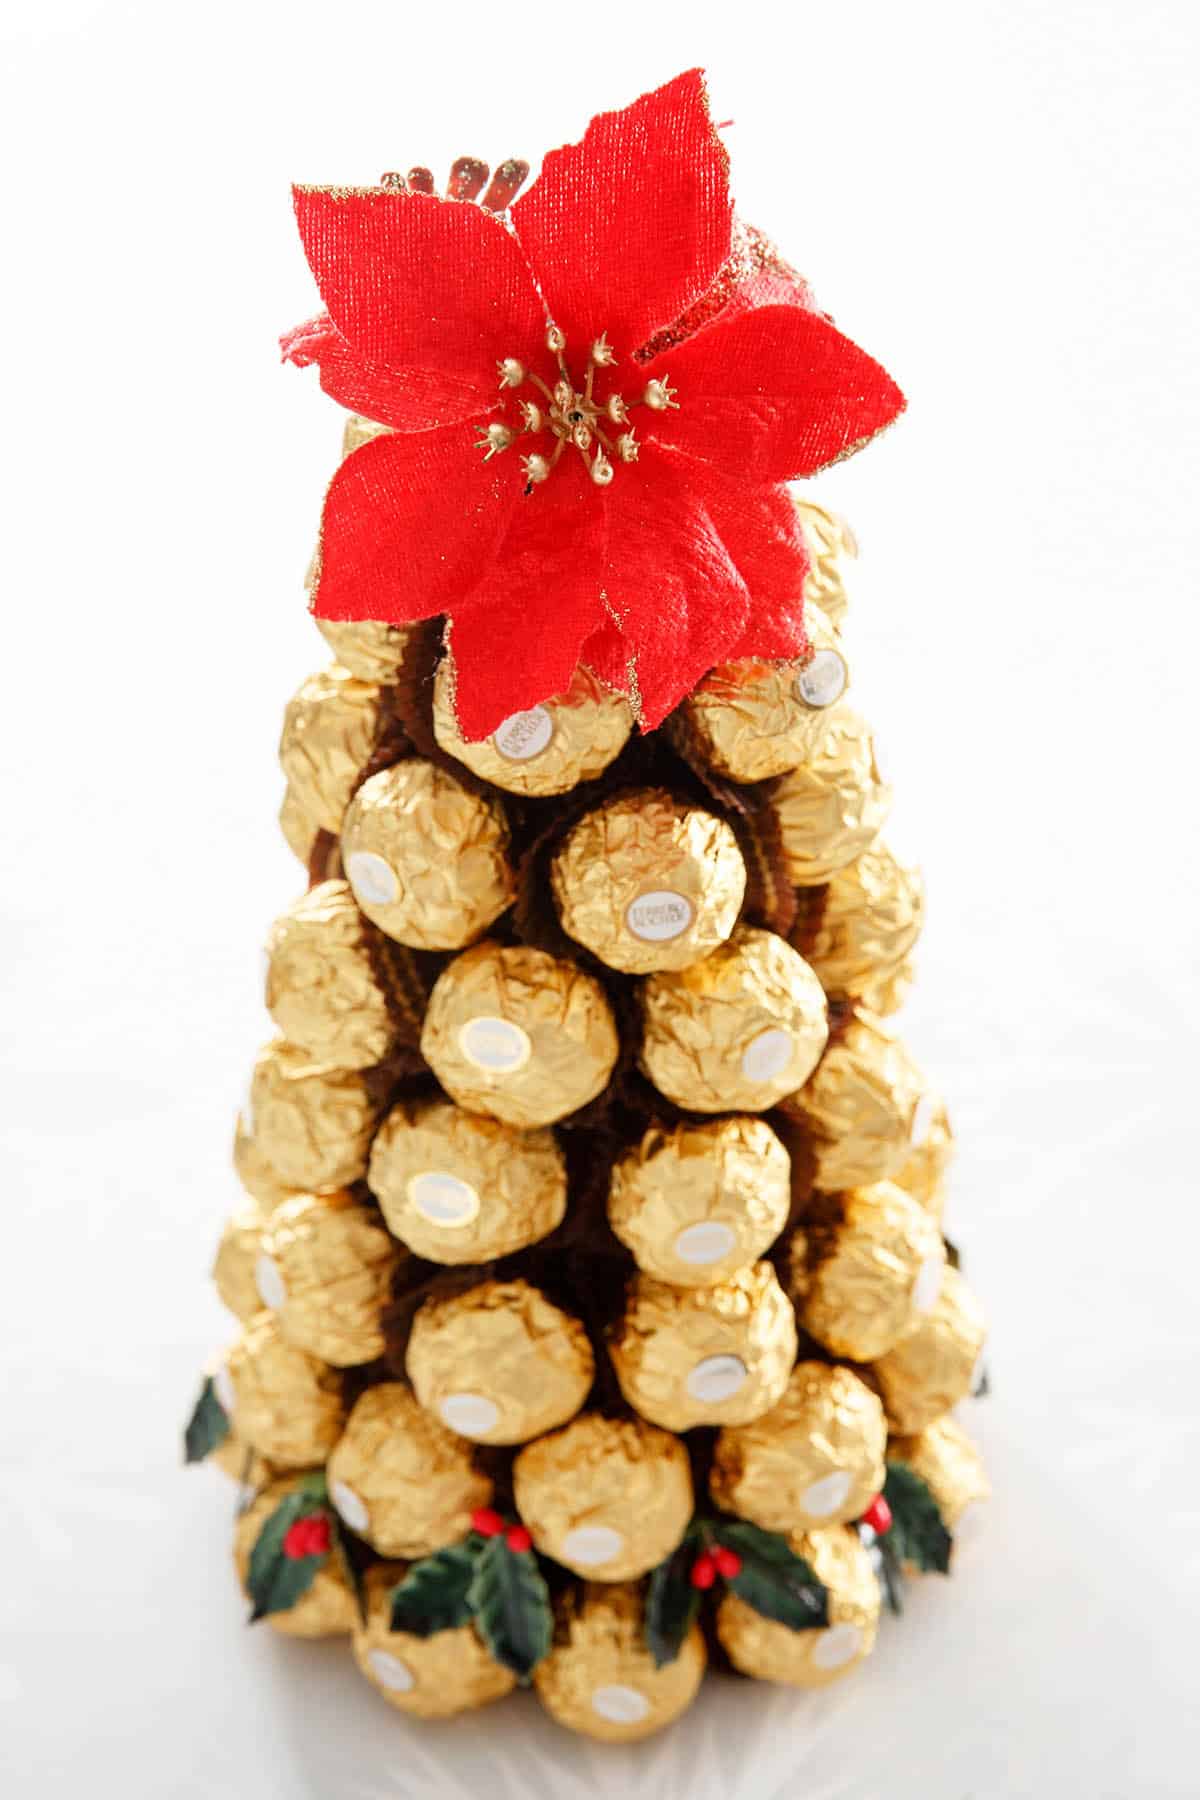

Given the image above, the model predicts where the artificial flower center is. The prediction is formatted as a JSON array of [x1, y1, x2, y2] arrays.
[[478, 324, 677, 491]]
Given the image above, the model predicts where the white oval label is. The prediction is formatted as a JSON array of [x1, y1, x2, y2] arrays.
[[493, 705, 555, 762], [591, 1683, 650, 1725], [795, 648, 848, 709], [254, 1253, 287, 1312], [740, 1027, 795, 1084], [561, 1524, 625, 1567], [330, 1479, 369, 1534], [346, 850, 399, 908], [812, 1621, 863, 1671], [910, 1092, 937, 1147], [438, 1392, 501, 1438], [367, 1649, 415, 1693], [912, 1252, 944, 1315], [686, 1354, 748, 1404], [673, 1221, 737, 1267], [800, 1470, 854, 1519], [457, 1016, 532, 1074], [213, 1364, 236, 1417], [625, 890, 694, 944], [407, 1171, 481, 1228]]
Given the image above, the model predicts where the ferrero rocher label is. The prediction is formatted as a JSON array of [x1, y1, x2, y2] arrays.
[[420, 941, 619, 1128], [248, 1039, 377, 1192], [232, 1110, 299, 1212], [682, 603, 851, 782], [608, 1262, 797, 1431], [257, 1190, 402, 1367], [317, 617, 411, 684], [889, 1416, 990, 1536], [551, 789, 746, 975], [787, 1182, 946, 1361], [710, 1362, 887, 1532], [717, 1524, 879, 1687], [534, 1583, 705, 1743], [608, 1116, 791, 1287], [802, 841, 925, 1017], [783, 1008, 931, 1190], [340, 761, 514, 950], [893, 1095, 954, 1221], [278, 664, 380, 836], [513, 1414, 693, 1580], [406, 1278, 594, 1445], [352, 1563, 516, 1717], [794, 495, 857, 631], [234, 1477, 357, 1638], [872, 1266, 987, 1434], [638, 924, 828, 1113], [326, 1383, 493, 1557], [220, 1310, 345, 1467], [264, 880, 394, 1069], [212, 1195, 270, 1322], [368, 1096, 566, 1263], [433, 658, 633, 796], [771, 708, 891, 886]]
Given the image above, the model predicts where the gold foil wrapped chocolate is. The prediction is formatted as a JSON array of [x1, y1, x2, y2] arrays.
[[784, 1007, 932, 1190], [278, 664, 379, 836], [278, 780, 322, 867], [710, 1362, 887, 1532], [513, 1415, 693, 1580], [551, 789, 745, 975], [608, 1262, 797, 1431], [340, 761, 514, 950], [420, 941, 619, 1128], [771, 708, 890, 886], [218, 1310, 345, 1467], [608, 1116, 791, 1286], [264, 880, 394, 1069], [232, 1110, 299, 1211], [802, 841, 925, 1017], [317, 618, 411, 684], [638, 925, 828, 1114], [787, 1182, 946, 1362], [794, 495, 857, 631], [256, 1190, 401, 1367], [212, 1196, 270, 1322], [433, 658, 633, 797], [234, 1477, 357, 1638], [893, 1095, 955, 1222], [210, 1433, 276, 1492], [326, 1383, 492, 1557], [406, 1278, 594, 1444], [890, 1416, 990, 1539], [872, 1265, 987, 1434], [534, 1583, 705, 1743], [247, 1039, 377, 1192], [717, 1524, 879, 1687], [368, 1096, 566, 1264], [352, 1563, 516, 1717], [682, 604, 851, 782]]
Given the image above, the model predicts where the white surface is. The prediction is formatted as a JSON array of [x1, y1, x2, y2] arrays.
[[2, 1, 1199, 1796]]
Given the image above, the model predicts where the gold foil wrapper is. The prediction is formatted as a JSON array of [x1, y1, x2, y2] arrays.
[[368, 1096, 566, 1264], [513, 1414, 693, 1580], [787, 1182, 947, 1362], [420, 941, 619, 1129], [326, 1383, 493, 1557], [406, 1278, 595, 1445], [772, 708, 891, 886], [219, 1310, 345, 1467], [534, 1583, 705, 1743], [803, 841, 925, 1017], [234, 1476, 357, 1638], [794, 495, 857, 631], [279, 780, 322, 867], [232, 1110, 300, 1211], [682, 604, 852, 782], [212, 1195, 270, 1322], [264, 880, 394, 1069], [638, 924, 828, 1114], [352, 1564, 516, 1717], [607, 1116, 791, 1287], [717, 1524, 879, 1688], [248, 1038, 377, 1192], [889, 1416, 990, 1536], [872, 1265, 987, 1434], [551, 789, 746, 975], [433, 658, 633, 797], [893, 1096, 955, 1223], [257, 1190, 402, 1367], [783, 1007, 932, 1190], [710, 1361, 886, 1532], [608, 1262, 797, 1431], [278, 664, 379, 837], [340, 761, 514, 951], [317, 618, 411, 685], [210, 1433, 276, 1492]]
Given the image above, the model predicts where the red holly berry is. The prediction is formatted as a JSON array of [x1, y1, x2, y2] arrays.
[[282, 1513, 331, 1559], [861, 1494, 893, 1535], [690, 1552, 717, 1590], [505, 1525, 533, 1554], [713, 1545, 742, 1580], [471, 1507, 504, 1538]]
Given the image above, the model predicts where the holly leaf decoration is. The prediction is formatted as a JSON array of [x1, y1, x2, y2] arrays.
[[468, 1534, 553, 1682], [246, 1475, 331, 1623], [876, 1533, 906, 1616], [715, 1519, 829, 1632], [645, 1525, 703, 1668], [389, 1544, 479, 1638], [884, 1461, 953, 1575], [184, 1375, 230, 1464]]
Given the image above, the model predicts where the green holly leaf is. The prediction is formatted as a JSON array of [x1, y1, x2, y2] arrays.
[[389, 1544, 479, 1638], [716, 1519, 830, 1633], [246, 1484, 331, 1623], [884, 1461, 953, 1574], [877, 1533, 906, 1616], [468, 1535, 553, 1682], [184, 1376, 230, 1465], [645, 1525, 703, 1668]]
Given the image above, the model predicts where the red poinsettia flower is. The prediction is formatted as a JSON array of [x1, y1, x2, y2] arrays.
[[284, 69, 904, 740]]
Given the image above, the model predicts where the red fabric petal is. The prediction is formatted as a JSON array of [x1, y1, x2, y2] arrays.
[[311, 425, 520, 625], [511, 70, 732, 362], [281, 311, 489, 432], [642, 303, 905, 482], [292, 187, 544, 411]]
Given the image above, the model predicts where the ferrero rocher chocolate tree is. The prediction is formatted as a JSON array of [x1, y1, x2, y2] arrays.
[[186, 69, 990, 1743]]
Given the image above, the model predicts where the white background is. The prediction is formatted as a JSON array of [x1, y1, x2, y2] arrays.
[[3, 1, 1199, 1795]]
